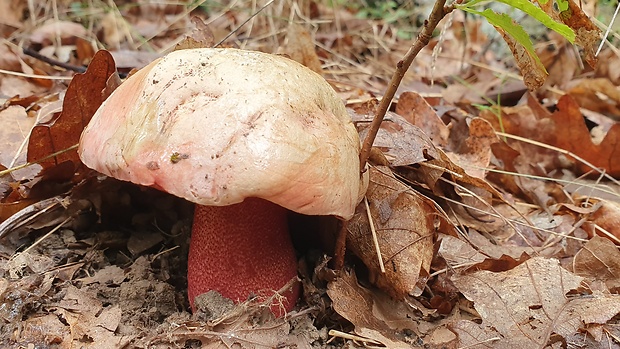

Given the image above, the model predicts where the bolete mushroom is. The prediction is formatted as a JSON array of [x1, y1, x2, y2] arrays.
[[78, 48, 368, 316]]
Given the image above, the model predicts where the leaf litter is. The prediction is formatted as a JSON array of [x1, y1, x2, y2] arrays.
[[1, 0, 620, 348]]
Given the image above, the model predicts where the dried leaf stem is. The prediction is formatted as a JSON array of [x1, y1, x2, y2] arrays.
[[364, 197, 385, 273], [359, 0, 454, 169]]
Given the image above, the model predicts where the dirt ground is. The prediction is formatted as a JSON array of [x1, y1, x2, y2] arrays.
[[0, 177, 361, 348]]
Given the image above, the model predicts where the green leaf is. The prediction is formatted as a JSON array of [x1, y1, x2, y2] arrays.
[[555, 0, 569, 12], [457, 0, 575, 43], [464, 8, 538, 57], [496, 0, 574, 42], [460, 8, 548, 89]]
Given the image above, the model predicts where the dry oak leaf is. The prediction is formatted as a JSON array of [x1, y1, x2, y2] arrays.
[[174, 16, 215, 51], [54, 286, 133, 348], [27, 50, 117, 174], [29, 20, 87, 45], [354, 110, 440, 167], [539, 95, 620, 176], [583, 199, 620, 244], [347, 166, 436, 299], [573, 235, 620, 292], [452, 257, 599, 348], [445, 117, 499, 180], [327, 270, 415, 348], [284, 24, 323, 75], [395, 91, 450, 148], [488, 94, 620, 177], [558, 0, 601, 68], [567, 78, 620, 118], [354, 109, 503, 205]]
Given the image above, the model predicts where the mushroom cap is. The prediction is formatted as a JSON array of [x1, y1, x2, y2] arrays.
[[79, 48, 367, 220]]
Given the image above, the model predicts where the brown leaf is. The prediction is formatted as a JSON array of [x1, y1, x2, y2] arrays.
[[18, 314, 71, 347], [174, 16, 215, 51], [348, 166, 436, 299], [553, 293, 620, 338], [353, 110, 440, 167], [573, 235, 620, 291], [29, 20, 87, 45], [452, 257, 583, 347], [567, 78, 620, 118], [54, 286, 133, 348], [586, 200, 620, 244], [75, 37, 97, 65], [0, 105, 36, 169], [547, 95, 620, 175], [484, 94, 620, 177], [465, 252, 530, 273], [559, 0, 601, 67], [595, 49, 620, 85], [284, 24, 323, 74], [0, 0, 24, 36], [445, 118, 499, 180], [27, 50, 117, 176], [326, 270, 414, 348], [493, 24, 547, 90], [395, 91, 449, 147]]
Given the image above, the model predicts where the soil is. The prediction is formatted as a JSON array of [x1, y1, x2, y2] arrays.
[[0, 178, 344, 348]]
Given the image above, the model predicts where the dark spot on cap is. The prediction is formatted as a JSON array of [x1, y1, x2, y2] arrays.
[[146, 161, 160, 170]]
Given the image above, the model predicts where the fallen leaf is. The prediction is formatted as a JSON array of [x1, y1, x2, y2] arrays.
[[573, 235, 620, 291], [554, 292, 620, 338], [327, 270, 415, 348], [452, 257, 583, 347], [559, 0, 601, 67], [355, 110, 440, 167], [0, 105, 36, 169], [348, 166, 436, 299], [55, 286, 134, 348], [445, 118, 499, 180], [0, 0, 24, 36], [18, 314, 71, 347], [567, 78, 620, 118], [285, 24, 323, 74], [174, 16, 215, 50], [30, 20, 87, 45], [395, 91, 449, 147], [484, 94, 620, 176], [585, 199, 620, 243], [27, 50, 117, 176]]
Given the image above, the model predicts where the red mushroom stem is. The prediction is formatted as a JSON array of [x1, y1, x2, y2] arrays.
[[187, 197, 300, 316]]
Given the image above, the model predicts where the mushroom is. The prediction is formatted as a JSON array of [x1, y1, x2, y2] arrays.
[[78, 48, 368, 316]]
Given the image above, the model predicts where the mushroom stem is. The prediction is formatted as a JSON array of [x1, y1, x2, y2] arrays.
[[187, 197, 300, 316]]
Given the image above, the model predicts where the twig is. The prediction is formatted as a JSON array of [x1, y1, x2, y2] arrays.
[[364, 197, 385, 273], [327, 329, 382, 345], [22, 47, 87, 74], [0, 144, 78, 177], [596, 0, 620, 56], [359, 0, 454, 169], [16, 216, 72, 256], [0, 68, 73, 80]]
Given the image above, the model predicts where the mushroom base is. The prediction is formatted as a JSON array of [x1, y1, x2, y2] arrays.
[[187, 198, 300, 317]]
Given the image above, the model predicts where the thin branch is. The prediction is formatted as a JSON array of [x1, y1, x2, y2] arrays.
[[359, 0, 454, 169], [22, 47, 86, 73]]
